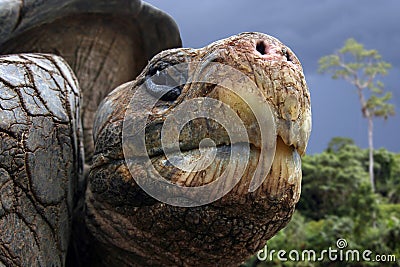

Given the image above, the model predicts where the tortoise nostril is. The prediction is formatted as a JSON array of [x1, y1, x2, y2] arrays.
[[282, 48, 292, 62], [256, 41, 267, 55]]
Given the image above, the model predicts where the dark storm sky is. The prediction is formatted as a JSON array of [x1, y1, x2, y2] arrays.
[[145, 0, 400, 154]]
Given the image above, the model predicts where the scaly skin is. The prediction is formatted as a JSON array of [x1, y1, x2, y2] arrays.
[[87, 32, 311, 266], [0, 2, 311, 265], [0, 0, 182, 164], [0, 1, 181, 266], [0, 54, 83, 266]]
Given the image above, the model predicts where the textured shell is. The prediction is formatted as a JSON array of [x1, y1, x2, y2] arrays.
[[0, 0, 182, 163], [0, 53, 82, 266], [0, 0, 181, 60], [0, 2, 182, 265], [0, 0, 138, 42]]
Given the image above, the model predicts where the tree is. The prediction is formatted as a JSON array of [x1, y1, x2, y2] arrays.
[[318, 38, 395, 192]]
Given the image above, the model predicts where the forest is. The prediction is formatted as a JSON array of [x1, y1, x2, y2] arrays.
[[243, 38, 399, 266], [244, 138, 400, 266]]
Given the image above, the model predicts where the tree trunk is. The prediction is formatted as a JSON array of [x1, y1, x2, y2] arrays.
[[368, 116, 375, 192]]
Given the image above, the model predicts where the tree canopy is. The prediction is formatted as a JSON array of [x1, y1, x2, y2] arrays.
[[318, 38, 395, 192]]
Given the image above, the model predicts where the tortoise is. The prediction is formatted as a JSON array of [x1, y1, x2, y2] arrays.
[[0, 0, 311, 266]]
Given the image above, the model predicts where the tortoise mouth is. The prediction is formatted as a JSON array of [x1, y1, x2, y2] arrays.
[[146, 132, 301, 194], [139, 79, 305, 194], [150, 143, 256, 185]]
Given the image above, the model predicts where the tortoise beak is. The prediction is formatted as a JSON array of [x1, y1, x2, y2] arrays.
[[85, 32, 311, 266]]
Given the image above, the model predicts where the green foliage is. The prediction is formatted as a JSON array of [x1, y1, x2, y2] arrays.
[[298, 142, 377, 224], [243, 139, 400, 267], [318, 37, 394, 122], [388, 154, 400, 203], [367, 93, 395, 120], [327, 137, 355, 153], [318, 38, 392, 86], [243, 37, 398, 267], [244, 211, 400, 267], [372, 148, 400, 202], [318, 37, 395, 194]]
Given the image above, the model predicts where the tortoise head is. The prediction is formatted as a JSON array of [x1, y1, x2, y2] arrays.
[[87, 32, 311, 266], [0, 1, 311, 266]]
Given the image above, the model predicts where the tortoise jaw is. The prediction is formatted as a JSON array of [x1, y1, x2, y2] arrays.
[[140, 60, 310, 200], [85, 32, 311, 266], [148, 133, 303, 201]]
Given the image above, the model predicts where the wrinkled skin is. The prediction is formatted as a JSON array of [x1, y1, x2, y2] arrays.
[[87, 32, 311, 266], [0, 1, 312, 266], [0, 0, 181, 266], [0, 0, 181, 164], [0, 54, 82, 266]]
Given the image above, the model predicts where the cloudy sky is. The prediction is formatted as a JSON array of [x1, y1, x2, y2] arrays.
[[146, 0, 399, 154]]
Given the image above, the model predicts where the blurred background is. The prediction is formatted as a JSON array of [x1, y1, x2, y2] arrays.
[[146, 1, 400, 266]]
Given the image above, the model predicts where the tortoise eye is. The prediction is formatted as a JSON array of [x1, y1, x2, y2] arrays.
[[145, 63, 184, 101]]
